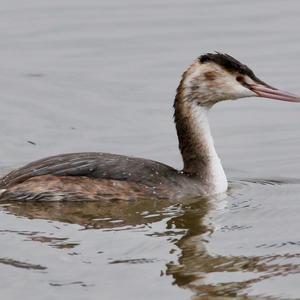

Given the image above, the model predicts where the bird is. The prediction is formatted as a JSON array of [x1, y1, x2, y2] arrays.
[[0, 53, 299, 202]]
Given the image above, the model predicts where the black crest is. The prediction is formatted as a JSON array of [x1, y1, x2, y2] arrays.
[[199, 52, 259, 82]]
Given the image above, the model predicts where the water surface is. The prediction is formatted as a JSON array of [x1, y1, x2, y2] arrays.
[[0, 0, 300, 299]]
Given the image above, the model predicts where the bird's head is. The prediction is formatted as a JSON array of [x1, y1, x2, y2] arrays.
[[179, 52, 300, 107]]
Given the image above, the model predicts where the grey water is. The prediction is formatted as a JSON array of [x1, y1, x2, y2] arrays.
[[0, 0, 300, 299]]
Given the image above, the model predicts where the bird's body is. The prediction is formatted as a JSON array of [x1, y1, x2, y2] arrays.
[[0, 152, 207, 201], [1, 53, 299, 201]]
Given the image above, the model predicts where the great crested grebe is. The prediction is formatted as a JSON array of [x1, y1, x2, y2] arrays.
[[0, 53, 299, 201]]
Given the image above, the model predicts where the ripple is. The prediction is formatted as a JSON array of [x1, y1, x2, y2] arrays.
[[230, 177, 300, 190], [0, 258, 47, 270], [49, 281, 93, 287], [109, 258, 158, 264]]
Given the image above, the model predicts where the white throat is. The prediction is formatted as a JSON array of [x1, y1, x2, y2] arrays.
[[190, 104, 228, 195]]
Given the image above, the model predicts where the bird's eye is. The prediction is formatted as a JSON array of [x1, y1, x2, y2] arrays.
[[236, 75, 244, 83], [236, 75, 251, 88]]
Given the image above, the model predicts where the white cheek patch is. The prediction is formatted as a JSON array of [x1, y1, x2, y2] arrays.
[[182, 62, 258, 104]]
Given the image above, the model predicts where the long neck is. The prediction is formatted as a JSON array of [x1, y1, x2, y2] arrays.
[[174, 66, 228, 194]]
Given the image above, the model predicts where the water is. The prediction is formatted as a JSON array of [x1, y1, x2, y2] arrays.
[[0, 0, 300, 299]]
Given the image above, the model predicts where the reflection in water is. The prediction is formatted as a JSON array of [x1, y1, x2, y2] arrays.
[[167, 180, 300, 299], [0, 194, 262, 298], [1, 179, 300, 299], [0, 198, 196, 229], [168, 228, 300, 299]]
